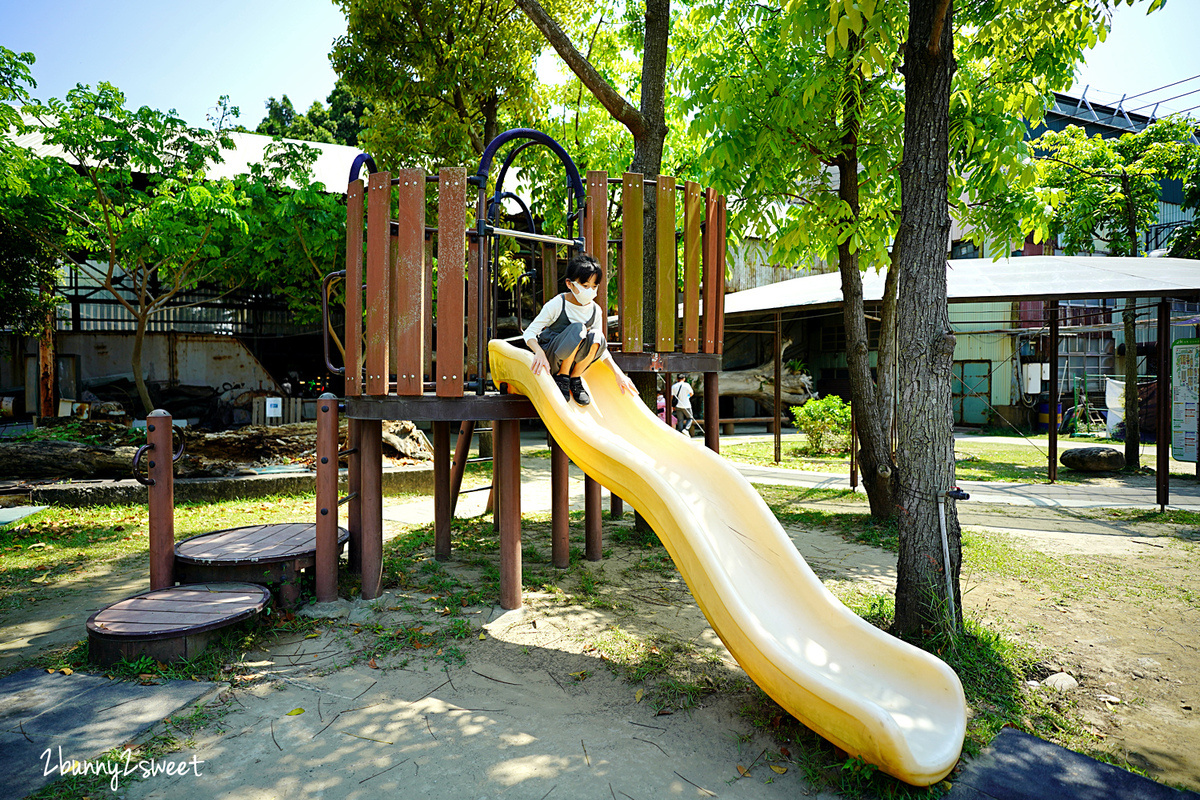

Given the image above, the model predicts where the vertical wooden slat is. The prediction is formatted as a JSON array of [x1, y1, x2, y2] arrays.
[[716, 194, 728, 355], [656, 176, 677, 352], [365, 172, 391, 395], [315, 393, 338, 602], [345, 180, 364, 395], [467, 239, 480, 378], [701, 187, 719, 354], [683, 181, 702, 354], [395, 169, 425, 395], [542, 243, 558, 305], [424, 235, 434, 383], [438, 168, 466, 397], [584, 170, 608, 282], [621, 172, 644, 352]]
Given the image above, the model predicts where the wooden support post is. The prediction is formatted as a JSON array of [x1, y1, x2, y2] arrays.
[[1048, 300, 1059, 483], [359, 419, 384, 599], [347, 418, 362, 574], [550, 435, 569, 568], [705, 372, 719, 453], [315, 393, 339, 602], [449, 421, 476, 517], [496, 419, 522, 610], [147, 409, 174, 591], [585, 475, 602, 561], [775, 311, 783, 464], [1158, 298, 1170, 510], [611, 494, 624, 519], [433, 421, 452, 561]]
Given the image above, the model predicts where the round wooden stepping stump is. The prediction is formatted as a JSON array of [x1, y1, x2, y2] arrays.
[[174, 523, 349, 608], [86, 582, 270, 666]]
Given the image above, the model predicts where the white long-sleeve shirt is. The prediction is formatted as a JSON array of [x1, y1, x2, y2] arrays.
[[523, 294, 610, 361]]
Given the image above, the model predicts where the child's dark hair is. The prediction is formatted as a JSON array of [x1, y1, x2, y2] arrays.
[[564, 253, 602, 285]]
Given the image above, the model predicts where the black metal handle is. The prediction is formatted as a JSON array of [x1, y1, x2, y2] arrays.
[[946, 487, 970, 501], [132, 444, 155, 486], [321, 269, 348, 376], [172, 425, 186, 462]]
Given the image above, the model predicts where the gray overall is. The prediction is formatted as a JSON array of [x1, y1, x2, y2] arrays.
[[537, 293, 606, 373]]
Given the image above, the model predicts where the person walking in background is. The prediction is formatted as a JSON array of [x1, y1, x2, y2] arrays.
[[671, 374, 695, 436]]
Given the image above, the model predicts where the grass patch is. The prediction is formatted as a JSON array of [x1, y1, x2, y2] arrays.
[[0, 494, 319, 611], [755, 484, 897, 550], [721, 440, 851, 472]]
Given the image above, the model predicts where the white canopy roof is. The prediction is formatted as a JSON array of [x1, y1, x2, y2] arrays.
[[724, 256, 1200, 316]]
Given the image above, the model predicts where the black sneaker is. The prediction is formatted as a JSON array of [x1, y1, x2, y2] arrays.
[[569, 377, 591, 406], [553, 374, 571, 401]]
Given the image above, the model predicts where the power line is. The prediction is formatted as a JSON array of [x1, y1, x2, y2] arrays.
[[1122, 73, 1200, 103], [1128, 86, 1200, 114]]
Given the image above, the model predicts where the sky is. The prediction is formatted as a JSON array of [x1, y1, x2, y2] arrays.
[[2, 0, 1200, 130]]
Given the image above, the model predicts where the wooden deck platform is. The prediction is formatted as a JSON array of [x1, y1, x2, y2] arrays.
[[175, 523, 349, 608], [86, 582, 271, 666]]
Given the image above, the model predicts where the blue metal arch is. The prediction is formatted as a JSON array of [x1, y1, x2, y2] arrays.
[[347, 153, 378, 188], [474, 128, 585, 215]]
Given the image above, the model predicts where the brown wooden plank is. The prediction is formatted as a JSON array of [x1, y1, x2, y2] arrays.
[[542, 243, 558, 305], [365, 172, 392, 395], [656, 175, 677, 352], [438, 168, 467, 397], [177, 524, 307, 554], [425, 235, 434, 382], [683, 181, 702, 354], [621, 173, 644, 352], [466, 239, 479, 378], [345, 179, 365, 395], [702, 186, 719, 353], [716, 194, 727, 355], [394, 169, 426, 395], [584, 170, 608, 287], [95, 610, 251, 625], [103, 600, 232, 614]]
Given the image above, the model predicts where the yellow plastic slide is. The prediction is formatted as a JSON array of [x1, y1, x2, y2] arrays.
[[488, 340, 967, 785]]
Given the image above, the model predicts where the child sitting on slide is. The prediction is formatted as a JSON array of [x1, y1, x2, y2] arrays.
[[523, 253, 637, 405]]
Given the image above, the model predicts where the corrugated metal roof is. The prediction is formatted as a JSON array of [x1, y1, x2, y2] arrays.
[[7, 116, 362, 192], [724, 256, 1200, 316]]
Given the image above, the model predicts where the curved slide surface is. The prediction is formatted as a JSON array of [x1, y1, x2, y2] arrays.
[[489, 341, 967, 785]]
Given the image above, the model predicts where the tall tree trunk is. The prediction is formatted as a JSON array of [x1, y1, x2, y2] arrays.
[[893, 0, 961, 637], [836, 53, 898, 520], [132, 314, 154, 417], [1121, 171, 1141, 469]]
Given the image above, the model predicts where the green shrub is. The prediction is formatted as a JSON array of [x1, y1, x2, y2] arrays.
[[791, 395, 852, 454]]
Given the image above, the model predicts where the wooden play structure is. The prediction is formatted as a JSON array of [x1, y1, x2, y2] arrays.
[[322, 128, 729, 608]]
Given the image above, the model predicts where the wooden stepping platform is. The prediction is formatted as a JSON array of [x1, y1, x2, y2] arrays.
[[175, 523, 349, 608], [86, 583, 270, 666]]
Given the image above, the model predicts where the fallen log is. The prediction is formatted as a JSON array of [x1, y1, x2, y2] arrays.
[[0, 440, 139, 480]]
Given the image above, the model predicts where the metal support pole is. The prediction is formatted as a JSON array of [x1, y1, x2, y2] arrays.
[[315, 394, 339, 602], [550, 434, 570, 568], [774, 311, 782, 463], [347, 418, 362, 574], [147, 409, 174, 591], [704, 371, 719, 453], [850, 404, 859, 490], [585, 475, 602, 561], [359, 419, 384, 599], [496, 419, 522, 610], [1049, 300, 1059, 484], [433, 420, 452, 561], [1158, 298, 1171, 510]]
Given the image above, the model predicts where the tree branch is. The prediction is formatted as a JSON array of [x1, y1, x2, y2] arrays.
[[514, 0, 646, 138]]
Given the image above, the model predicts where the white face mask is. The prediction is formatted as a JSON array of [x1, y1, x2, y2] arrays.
[[569, 281, 598, 304]]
